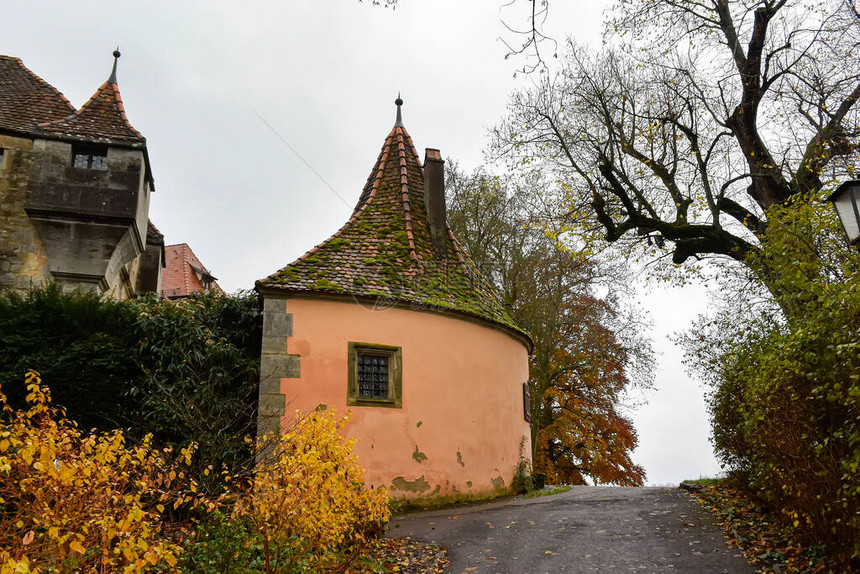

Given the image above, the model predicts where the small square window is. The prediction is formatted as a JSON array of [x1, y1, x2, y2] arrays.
[[72, 144, 108, 170], [0, 148, 5, 171], [348, 342, 402, 408]]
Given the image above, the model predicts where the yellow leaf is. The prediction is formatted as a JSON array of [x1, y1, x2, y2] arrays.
[[69, 539, 86, 554]]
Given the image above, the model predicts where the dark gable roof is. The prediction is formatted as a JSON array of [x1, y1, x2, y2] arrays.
[[257, 118, 529, 342], [35, 77, 145, 146], [0, 55, 76, 134], [146, 220, 165, 246]]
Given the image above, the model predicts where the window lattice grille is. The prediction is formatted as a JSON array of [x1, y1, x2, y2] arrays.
[[357, 353, 389, 399]]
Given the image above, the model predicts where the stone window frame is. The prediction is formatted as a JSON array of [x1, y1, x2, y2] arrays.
[[347, 342, 402, 409], [71, 143, 108, 171]]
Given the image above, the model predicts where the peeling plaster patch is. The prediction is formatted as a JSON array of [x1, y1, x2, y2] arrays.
[[491, 476, 506, 492], [316, 403, 327, 411], [456, 451, 465, 467], [466, 481, 472, 488], [412, 445, 428, 463], [391, 475, 430, 493], [431, 484, 441, 496], [416, 421, 422, 428]]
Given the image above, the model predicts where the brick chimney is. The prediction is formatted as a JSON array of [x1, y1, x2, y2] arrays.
[[423, 148, 448, 256]]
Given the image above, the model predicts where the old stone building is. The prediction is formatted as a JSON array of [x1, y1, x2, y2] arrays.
[[256, 99, 533, 499], [0, 51, 162, 299]]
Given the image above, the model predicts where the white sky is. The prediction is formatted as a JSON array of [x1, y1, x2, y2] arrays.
[[3, 0, 723, 485]]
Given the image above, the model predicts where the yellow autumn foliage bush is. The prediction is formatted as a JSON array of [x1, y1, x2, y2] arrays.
[[1, 371, 391, 573], [236, 410, 390, 572], [0, 371, 198, 573]]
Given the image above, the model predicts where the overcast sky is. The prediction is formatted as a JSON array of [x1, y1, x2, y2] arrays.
[[4, 0, 723, 485]]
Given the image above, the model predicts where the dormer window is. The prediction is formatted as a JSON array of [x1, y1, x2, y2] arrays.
[[72, 144, 108, 170]]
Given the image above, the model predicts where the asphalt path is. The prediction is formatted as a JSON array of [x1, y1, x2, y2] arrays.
[[386, 486, 757, 573]]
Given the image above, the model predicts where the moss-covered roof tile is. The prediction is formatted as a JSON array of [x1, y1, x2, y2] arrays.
[[257, 109, 528, 343]]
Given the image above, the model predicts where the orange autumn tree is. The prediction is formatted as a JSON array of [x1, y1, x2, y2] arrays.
[[447, 163, 653, 486], [527, 286, 646, 486]]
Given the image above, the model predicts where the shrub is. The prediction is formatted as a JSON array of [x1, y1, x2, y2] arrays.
[[127, 291, 261, 493], [0, 286, 261, 493], [179, 511, 256, 574], [0, 283, 139, 432], [0, 371, 197, 573], [236, 410, 390, 572], [686, 196, 860, 567]]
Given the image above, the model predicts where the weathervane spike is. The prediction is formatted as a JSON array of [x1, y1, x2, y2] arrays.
[[394, 93, 404, 127], [109, 46, 121, 83]]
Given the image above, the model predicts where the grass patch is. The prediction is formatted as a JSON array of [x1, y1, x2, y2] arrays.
[[389, 492, 518, 515], [679, 477, 723, 491], [523, 485, 571, 498]]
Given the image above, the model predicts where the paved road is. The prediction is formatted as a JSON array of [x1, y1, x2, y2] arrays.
[[386, 486, 757, 573]]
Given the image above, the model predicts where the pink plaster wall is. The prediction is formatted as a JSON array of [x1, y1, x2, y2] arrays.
[[278, 297, 531, 499]]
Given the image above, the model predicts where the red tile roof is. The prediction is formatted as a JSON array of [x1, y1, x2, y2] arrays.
[[0, 55, 76, 134], [36, 77, 145, 146], [1, 53, 146, 148], [161, 243, 223, 299], [257, 110, 527, 340]]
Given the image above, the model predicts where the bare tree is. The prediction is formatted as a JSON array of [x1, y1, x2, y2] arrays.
[[492, 0, 860, 280], [499, 0, 558, 75]]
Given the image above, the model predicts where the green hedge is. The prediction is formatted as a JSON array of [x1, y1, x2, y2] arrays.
[[0, 284, 261, 490]]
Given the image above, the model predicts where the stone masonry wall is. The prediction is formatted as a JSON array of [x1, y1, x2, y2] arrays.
[[257, 296, 301, 441], [0, 134, 50, 291]]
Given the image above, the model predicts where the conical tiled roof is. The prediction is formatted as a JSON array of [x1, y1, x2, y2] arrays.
[[0, 55, 76, 134], [36, 52, 145, 146], [257, 108, 528, 341]]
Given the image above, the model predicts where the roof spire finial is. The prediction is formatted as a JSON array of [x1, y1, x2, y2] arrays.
[[109, 46, 121, 83], [394, 92, 404, 127]]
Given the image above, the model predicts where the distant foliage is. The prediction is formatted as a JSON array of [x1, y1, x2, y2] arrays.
[[0, 286, 261, 492], [236, 410, 390, 572], [0, 371, 195, 573], [684, 196, 860, 567]]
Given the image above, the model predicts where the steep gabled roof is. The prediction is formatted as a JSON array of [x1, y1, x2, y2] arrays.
[[0, 55, 76, 134], [36, 51, 145, 146], [161, 243, 223, 299], [257, 105, 527, 341]]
